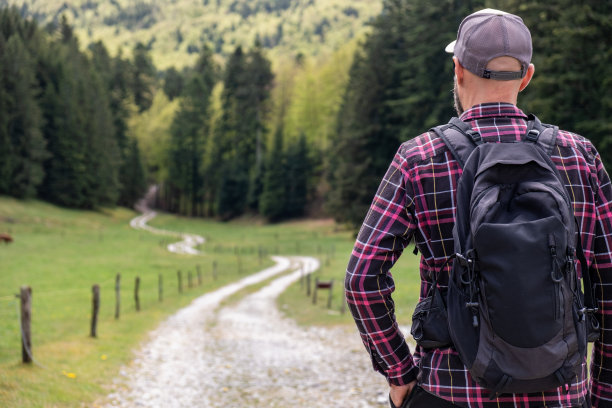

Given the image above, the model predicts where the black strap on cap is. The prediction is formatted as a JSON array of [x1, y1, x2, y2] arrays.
[[482, 69, 524, 81]]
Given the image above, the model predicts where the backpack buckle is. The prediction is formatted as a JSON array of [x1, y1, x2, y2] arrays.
[[466, 130, 483, 145], [525, 129, 540, 143]]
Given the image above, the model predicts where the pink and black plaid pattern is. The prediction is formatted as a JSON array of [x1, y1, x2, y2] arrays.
[[346, 103, 612, 407]]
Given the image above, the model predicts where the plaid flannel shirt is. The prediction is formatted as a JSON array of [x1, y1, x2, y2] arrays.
[[346, 103, 612, 407]]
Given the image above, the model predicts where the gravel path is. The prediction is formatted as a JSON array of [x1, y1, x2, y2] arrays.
[[103, 256, 389, 407], [105, 204, 392, 407], [130, 186, 205, 255]]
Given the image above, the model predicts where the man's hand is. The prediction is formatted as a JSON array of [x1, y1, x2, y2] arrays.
[[390, 380, 417, 407]]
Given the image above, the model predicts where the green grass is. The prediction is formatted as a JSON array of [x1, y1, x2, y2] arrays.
[[277, 233, 421, 328], [0, 197, 421, 407]]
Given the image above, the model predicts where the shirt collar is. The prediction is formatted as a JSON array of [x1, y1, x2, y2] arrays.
[[459, 102, 529, 122]]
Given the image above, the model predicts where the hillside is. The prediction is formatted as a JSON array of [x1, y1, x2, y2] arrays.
[[3, 0, 383, 69]]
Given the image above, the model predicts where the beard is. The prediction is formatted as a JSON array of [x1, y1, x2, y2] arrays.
[[453, 79, 464, 116]]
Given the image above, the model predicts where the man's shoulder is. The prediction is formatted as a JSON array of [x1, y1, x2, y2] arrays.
[[397, 131, 449, 166], [554, 128, 598, 159]]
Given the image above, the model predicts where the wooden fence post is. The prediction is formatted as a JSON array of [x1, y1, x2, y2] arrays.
[[188, 271, 193, 289], [327, 280, 334, 309], [20, 286, 32, 363], [177, 270, 183, 293], [306, 273, 311, 296], [90, 284, 100, 338], [197, 265, 202, 286], [212, 261, 217, 280], [312, 279, 334, 308], [158, 274, 163, 302], [134, 277, 140, 311], [114, 274, 121, 320]]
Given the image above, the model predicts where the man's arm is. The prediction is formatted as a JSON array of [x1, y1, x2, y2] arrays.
[[589, 150, 612, 407], [345, 144, 418, 386]]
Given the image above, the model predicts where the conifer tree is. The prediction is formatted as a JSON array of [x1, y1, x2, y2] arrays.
[[285, 133, 310, 218], [118, 138, 147, 206], [207, 46, 247, 214], [0, 33, 13, 195], [163, 67, 184, 101], [259, 127, 286, 221], [0, 11, 47, 198], [209, 45, 272, 217], [167, 46, 216, 215], [216, 158, 249, 220], [131, 42, 156, 113], [328, 0, 482, 228], [38, 17, 121, 208]]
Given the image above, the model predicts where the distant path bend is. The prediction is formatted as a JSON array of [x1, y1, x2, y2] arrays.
[[129, 186, 205, 255]]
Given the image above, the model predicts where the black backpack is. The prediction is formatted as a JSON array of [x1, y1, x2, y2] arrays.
[[425, 116, 599, 397]]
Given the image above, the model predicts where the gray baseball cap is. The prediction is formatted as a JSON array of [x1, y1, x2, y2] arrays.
[[445, 8, 532, 80]]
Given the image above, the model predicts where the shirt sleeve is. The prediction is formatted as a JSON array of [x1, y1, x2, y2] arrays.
[[589, 149, 612, 407], [345, 144, 418, 386]]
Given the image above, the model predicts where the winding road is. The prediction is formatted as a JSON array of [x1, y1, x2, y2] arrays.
[[102, 205, 389, 407]]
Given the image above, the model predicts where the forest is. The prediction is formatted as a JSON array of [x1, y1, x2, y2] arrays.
[[0, 0, 610, 228]]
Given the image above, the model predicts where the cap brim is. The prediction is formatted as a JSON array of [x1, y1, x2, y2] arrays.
[[445, 40, 456, 53]]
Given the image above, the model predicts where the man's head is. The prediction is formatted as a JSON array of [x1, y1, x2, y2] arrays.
[[447, 9, 535, 114]]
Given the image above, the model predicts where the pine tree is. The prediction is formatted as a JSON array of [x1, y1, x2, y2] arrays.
[[131, 42, 156, 113], [207, 46, 247, 214], [209, 44, 274, 218], [38, 18, 121, 208], [0, 20, 47, 198], [167, 46, 216, 215], [89, 41, 149, 207], [216, 158, 249, 220], [328, 0, 483, 228], [0, 33, 13, 194], [259, 127, 287, 221], [118, 138, 147, 206], [285, 133, 310, 218], [163, 67, 184, 101]]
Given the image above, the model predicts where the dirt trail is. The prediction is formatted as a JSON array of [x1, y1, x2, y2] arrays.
[[129, 186, 205, 255], [106, 204, 390, 407], [104, 256, 388, 407]]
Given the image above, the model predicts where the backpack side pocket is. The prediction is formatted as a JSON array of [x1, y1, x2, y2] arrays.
[[411, 287, 451, 349]]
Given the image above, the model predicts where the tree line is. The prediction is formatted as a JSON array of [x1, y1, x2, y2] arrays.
[[156, 0, 610, 226], [1, 0, 609, 228], [158, 42, 312, 221], [0, 7, 147, 209]]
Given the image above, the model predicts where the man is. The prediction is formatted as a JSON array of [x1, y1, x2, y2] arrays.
[[345, 8, 612, 408]]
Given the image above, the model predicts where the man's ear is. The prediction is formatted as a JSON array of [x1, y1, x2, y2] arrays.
[[453, 56, 464, 84], [519, 63, 535, 92]]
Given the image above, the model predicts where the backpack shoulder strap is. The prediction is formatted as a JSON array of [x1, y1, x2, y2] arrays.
[[431, 117, 482, 169], [433, 114, 560, 168], [523, 114, 559, 156]]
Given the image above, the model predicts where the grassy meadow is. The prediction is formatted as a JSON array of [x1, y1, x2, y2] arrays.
[[0, 196, 420, 407]]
